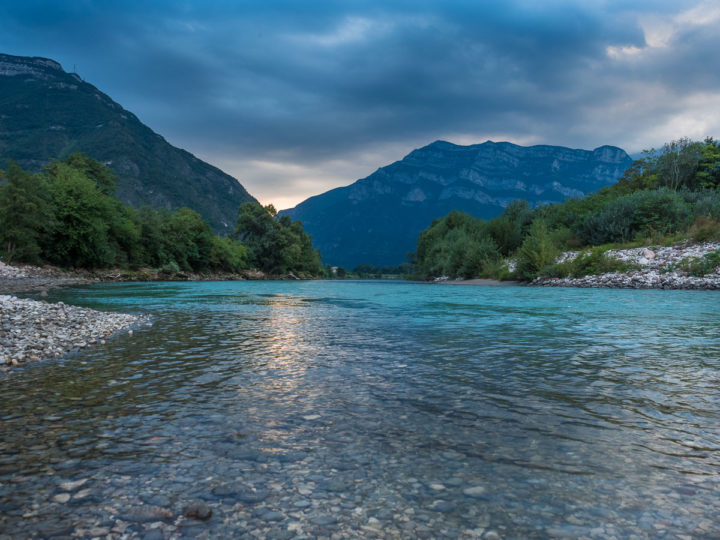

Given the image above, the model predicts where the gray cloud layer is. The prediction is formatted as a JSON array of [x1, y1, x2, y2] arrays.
[[1, 0, 718, 208]]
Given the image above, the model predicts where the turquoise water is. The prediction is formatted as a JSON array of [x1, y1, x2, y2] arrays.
[[1, 280, 720, 538]]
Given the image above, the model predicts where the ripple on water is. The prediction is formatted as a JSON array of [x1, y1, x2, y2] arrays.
[[1, 281, 719, 538]]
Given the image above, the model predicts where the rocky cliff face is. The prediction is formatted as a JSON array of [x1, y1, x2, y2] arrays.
[[281, 140, 633, 267], [0, 53, 256, 233]]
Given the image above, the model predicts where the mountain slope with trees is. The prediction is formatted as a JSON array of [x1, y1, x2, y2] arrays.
[[413, 137, 720, 280], [0, 53, 255, 233], [281, 140, 633, 268], [0, 155, 322, 277]]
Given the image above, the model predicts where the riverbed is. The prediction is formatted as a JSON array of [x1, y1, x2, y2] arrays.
[[1, 280, 719, 538]]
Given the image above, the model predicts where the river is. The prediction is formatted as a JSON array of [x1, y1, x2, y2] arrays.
[[1, 280, 719, 538]]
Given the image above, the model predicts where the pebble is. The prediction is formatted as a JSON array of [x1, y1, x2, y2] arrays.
[[52, 493, 71, 503]]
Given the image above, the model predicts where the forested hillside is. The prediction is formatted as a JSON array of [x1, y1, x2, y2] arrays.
[[413, 138, 720, 280], [0, 155, 323, 277]]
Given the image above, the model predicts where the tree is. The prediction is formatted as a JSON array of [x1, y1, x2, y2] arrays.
[[45, 162, 116, 268], [46, 152, 117, 195], [655, 138, 703, 190], [235, 202, 323, 275], [0, 163, 53, 264], [695, 138, 720, 189], [162, 207, 214, 271]]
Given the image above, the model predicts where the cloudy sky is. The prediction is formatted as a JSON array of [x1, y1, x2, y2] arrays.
[[2, 1, 719, 209]]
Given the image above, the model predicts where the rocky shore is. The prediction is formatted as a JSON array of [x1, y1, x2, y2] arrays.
[[0, 262, 152, 373], [0, 260, 296, 296], [533, 242, 720, 289], [0, 261, 97, 294], [0, 295, 150, 373]]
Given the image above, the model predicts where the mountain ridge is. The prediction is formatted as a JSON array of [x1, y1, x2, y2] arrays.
[[0, 52, 256, 233], [281, 140, 633, 267]]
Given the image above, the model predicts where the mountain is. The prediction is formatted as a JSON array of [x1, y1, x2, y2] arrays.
[[0, 53, 255, 233], [281, 140, 633, 268]]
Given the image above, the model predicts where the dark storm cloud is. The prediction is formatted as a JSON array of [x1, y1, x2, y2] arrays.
[[1, 1, 718, 205]]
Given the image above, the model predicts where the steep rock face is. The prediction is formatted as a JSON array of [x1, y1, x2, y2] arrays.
[[0, 53, 256, 233], [281, 140, 633, 267]]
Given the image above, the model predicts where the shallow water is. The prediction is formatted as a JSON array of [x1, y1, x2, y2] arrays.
[[1, 280, 720, 538]]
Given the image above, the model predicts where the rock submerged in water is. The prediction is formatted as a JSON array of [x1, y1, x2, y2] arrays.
[[183, 500, 213, 520], [120, 505, 173, 522], [463, 485, 486, 497]]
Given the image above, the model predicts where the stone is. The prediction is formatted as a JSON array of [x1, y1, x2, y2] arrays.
[[183, 500, 212, 520], [309, 515, 338, 526], [73, 488, 91, 500], [52, 493, 71, 503], [236, 489, 268, 503], [463, 486, 486, 497], [59, 478, 88, 491], [120, 505, 173, 523]]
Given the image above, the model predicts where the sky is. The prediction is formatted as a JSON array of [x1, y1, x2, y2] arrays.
[[2, 1, 720, 210]]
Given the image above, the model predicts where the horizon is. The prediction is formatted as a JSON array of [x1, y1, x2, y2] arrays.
[[1, 1, 719, 209]]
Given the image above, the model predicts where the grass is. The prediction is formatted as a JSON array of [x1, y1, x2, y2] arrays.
[[672, 249, 720, 277], [540, 247, 638, 278]]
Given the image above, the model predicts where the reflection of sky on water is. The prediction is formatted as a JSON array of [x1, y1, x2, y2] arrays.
[[1, 282, 719, 537]]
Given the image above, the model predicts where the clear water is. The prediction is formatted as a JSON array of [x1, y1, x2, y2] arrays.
[[1, 280, 720, 538]]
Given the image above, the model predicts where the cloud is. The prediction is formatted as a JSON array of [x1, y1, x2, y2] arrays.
[[1, 1, 718, 207]]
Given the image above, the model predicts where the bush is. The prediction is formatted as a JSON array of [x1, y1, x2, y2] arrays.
[[691, 191, 720, 219], [515, 220, 558, 279], [676, 250, 720, 277], [160, 260, 181, 275], [577, 197, 635, 245], [577, 189, 691, 246], [689, 216, 720, 242], [414, 210, 501, 278], [632, 189, 691, 236]]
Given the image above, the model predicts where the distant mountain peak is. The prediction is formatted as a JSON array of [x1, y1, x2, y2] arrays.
[[281, 140, 633, 267], [0, 53, 64, 78]]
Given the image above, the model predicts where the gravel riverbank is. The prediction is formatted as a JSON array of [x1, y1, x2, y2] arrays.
[[0, 295, 150, 373], [0, 262, 150, 373], [533, 242, 720, 289]]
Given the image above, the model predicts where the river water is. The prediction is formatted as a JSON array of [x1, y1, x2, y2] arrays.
[[1, 280, 719, 538]]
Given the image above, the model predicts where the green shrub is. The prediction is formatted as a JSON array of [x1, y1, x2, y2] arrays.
[[577, 198, 635, 245], [676, 249, 720, 276], [689, 216, 720, 242], [691, 191, 720, 219], [160, 260, 181, 274], [632, 189, 691, 236], [577, 189, 691, 246], [515, 220, 558, 279]]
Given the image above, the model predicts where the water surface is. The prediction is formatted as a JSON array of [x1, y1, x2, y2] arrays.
[[1, 281, 719, 538]]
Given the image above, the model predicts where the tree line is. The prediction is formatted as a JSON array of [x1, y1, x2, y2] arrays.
[[0, 154, 323, 276], [413, 137, 720, 280]]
